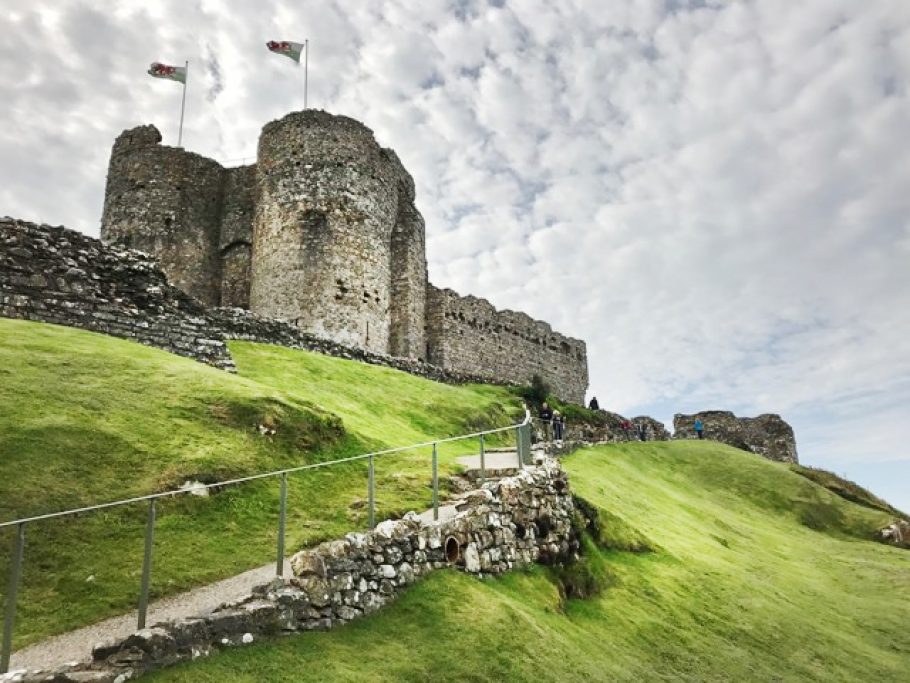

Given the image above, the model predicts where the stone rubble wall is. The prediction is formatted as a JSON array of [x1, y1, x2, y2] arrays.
[[0, 218, 234, 371], [426, 285, 589, 404], [562, 412, 671, 444], [673, 410, 799, 463], [8, 457, 577, 681]]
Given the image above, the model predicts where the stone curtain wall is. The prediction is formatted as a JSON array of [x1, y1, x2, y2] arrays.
[[101, 126, 227, 307], [0, 219, 234, 370], [674, 411, 799, 463], [218, 165, 257, 309], [26, 458, 578, 680], [426, 285, 589, 404], [210, 308, 504, 388]]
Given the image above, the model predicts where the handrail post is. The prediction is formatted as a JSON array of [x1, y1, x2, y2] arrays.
[[479, 433, 486, 485], [1, 522, 25, 674], [432, 443, 439, 521], [276, 473, 288, 577], [368, 455, 376, 529], [515, 425, 523, 467], [137, 500, 156, 630]]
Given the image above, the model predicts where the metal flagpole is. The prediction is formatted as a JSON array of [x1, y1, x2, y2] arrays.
[[303, 40, 309, 110], [177, 60, 188, 148]]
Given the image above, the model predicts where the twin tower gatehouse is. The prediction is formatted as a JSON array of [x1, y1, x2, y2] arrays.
[[100, 110, 589, 402]]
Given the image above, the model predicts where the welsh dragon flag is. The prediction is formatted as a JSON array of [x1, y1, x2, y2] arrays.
[[148, 62, 187, 83], [267, 40, 304, 63]]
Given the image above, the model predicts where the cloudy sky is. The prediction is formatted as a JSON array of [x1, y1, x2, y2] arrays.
[[1, 0, 908, 510]]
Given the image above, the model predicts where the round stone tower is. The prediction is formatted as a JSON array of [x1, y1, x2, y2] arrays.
[[250, 110, 400, 353], [100, 125, 225, 306]]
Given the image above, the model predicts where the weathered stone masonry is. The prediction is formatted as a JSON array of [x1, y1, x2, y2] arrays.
[[99, 109, 588, 402], [0, 218, 234, 371], [427, 285, 589, 406], [10, 457, 577, 681]]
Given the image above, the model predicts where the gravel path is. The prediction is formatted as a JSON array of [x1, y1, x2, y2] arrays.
[[9, 559, 291, 671], [10, 450, 527, 672]]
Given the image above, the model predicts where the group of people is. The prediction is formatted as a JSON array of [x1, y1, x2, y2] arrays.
[[589, 396, 650, 441], [537, 402, 566, 441]]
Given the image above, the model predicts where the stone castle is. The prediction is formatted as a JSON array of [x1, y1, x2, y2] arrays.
[[100, 110, 588, 402]]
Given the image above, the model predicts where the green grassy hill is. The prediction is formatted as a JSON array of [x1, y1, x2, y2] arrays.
[[2, 318, 908, 681], [151, 441, 910, 682], [0, 319, 518, 646]]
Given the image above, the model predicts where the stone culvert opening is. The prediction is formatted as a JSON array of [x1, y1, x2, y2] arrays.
[[537, 515, 552, 538], [445, 536, 461, 564]]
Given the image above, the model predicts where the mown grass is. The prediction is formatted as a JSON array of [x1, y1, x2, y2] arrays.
[[0, 319, 519, 647], [151, 441, 910, 682]]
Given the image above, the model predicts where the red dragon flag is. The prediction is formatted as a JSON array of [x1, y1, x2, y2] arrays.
[[266, 40, 304, 63], [148, 62, 187, 83]]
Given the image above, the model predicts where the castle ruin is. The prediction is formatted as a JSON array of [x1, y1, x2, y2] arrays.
[[100, 110, 589, 402]]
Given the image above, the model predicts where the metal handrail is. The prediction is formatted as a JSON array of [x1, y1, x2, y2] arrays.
[[1, 409, 531, 672], [0, 418, 528, 530]]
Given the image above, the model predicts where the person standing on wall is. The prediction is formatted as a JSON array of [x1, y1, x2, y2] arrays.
[[637, 421, 647, 442], [589, 396, 600, 411], [553, 410, 565, 442], [694, 418, 704, 440], [539, 402, 554, 441]]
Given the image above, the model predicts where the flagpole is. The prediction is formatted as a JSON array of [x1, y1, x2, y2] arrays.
[[304, 40, 309, 110], [177, 60, 188, 147]]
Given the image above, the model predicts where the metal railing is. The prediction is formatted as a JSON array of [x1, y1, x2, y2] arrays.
[[0, 412, 532, 672]]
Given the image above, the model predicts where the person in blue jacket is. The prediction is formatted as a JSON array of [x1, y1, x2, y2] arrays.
[[694, 419, 704, 440]]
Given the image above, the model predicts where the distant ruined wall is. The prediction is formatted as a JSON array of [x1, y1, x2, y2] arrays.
[[0, 218, 234, 370], [674, 411, 799, 463], [251, 111, 398, 354], [101, 126, 225, 306], [426, 285, 588, 403]]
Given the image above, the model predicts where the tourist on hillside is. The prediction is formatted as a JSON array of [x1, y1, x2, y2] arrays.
[[539, 402, 554, 441], [589, 396, 600, 411], [694, 419, 704, 440], [637, 422, 647, 442], [553, 410, 565, 441]]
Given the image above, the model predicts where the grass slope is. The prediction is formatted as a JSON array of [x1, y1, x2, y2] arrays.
[[0, 319, 517, 647], [152, 441, 910, 682]]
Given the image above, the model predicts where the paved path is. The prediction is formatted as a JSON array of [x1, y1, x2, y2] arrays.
[[10, 451, 528, 671], [455, 449, 521, 473], [9, 559, 291, 671]]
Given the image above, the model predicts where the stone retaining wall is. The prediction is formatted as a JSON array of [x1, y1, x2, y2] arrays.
[[8, 457, 577, 681]]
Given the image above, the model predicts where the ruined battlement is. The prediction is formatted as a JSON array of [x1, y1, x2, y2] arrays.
[[97, 110, 589, 402]]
